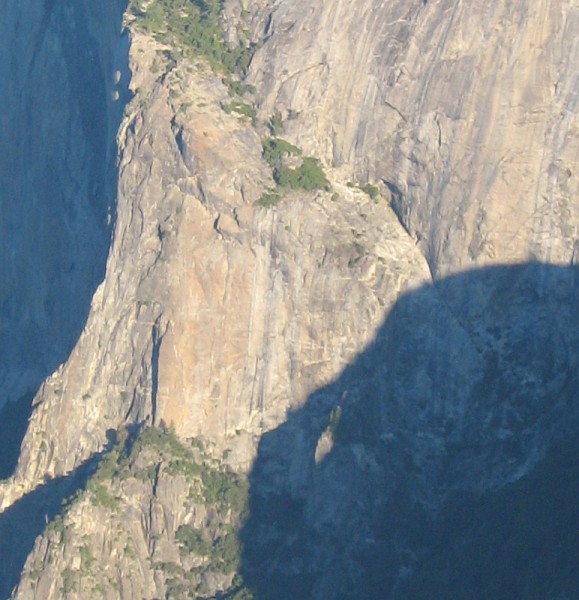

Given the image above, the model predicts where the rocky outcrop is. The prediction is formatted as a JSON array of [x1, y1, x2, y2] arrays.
[[2, 24, 430, 504], [11, 428, 250, 600]]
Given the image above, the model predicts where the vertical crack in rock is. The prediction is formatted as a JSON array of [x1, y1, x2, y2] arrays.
[[151, 317, 167, 427]]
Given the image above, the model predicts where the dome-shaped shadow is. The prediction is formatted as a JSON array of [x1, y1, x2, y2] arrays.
[[240, 262, 579, 599]]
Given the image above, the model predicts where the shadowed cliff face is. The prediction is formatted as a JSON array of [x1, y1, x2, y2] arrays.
[[0, 0, 130, 476], [241, 263, 579, 599], [0, 454, 102, 599]]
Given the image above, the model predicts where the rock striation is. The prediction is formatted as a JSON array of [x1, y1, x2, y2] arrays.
[[249, 0, 579, 275], [241, 262, 579, 598], [2, 24, 431, 502], [0, 0, 577, 597]]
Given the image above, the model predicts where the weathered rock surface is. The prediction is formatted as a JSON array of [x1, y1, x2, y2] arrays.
[[250, 0, 579, 275], [241, 262, 579, 598], [0, 0, 578, 597], [2, 26, 430, 505], [12, 428, 249, 600]]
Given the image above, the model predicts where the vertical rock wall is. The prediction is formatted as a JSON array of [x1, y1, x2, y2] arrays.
[[249, 0, 579, 275]]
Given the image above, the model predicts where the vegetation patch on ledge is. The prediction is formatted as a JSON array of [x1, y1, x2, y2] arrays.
[[40, 425, 254, 598], [223, 99, 257, 123], [256, 137, 331, 208], [127, 0, 259, 76]]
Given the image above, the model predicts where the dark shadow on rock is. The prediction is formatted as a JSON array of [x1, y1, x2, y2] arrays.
[[0, 428, 120, 599], [240, 262, 579, 599], [0, 0, 131, 478], [0, 394, 35, 480]]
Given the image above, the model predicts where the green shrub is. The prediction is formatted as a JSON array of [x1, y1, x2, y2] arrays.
[[135, 464, 158, 482], [131, 425, 194, 464], [361, 183, 379, 200], [214, 526, 242, 573], [46, 514, 65, 538], [275, 157, 330, 192], [61, 568, 78, 594], [166, 458, 201, 478], [223, 100, 256, 122], [128, 0, 258, 75], [223, 78, 256, 98], [88, 481, 119, 511], [255, 190, 282, 208], [80, 545, 95, 572], [202, 468, 243, 508], [156, 561, 185, 576], [175, 524, 212, 556], [129, 426, 201, 478], [260, 137, 331, 201], [166, 577, 188, 599], [261, 138, 301, 166]]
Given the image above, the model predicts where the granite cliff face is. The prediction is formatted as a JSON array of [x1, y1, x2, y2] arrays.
[[0, 0, 577, 598], [250, 0, 579, 275], [2, 8, 431, 500]]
